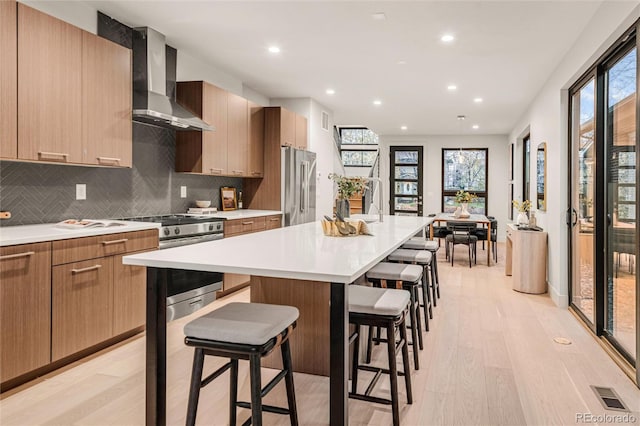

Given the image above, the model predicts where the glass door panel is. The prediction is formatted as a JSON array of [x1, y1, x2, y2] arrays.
[[570, 78, 596, 325], [390, 146, 423, 216], [605, 47, 636, 360]]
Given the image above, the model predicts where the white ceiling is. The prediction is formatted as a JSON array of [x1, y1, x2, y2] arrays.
[[85, 1, 603, 136]]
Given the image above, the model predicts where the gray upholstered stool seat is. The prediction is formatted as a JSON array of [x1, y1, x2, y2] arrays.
[[366, 262, 422, 282], [402, 238, 439, 251], [184, 302, 299, 345], [349, 285, 410, 316], [388, 248, 432, 264]]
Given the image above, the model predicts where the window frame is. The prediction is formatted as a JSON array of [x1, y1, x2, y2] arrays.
[[340, 149, 379, 167], [441, 148, 489, 215], [338, 127, 379, 145]]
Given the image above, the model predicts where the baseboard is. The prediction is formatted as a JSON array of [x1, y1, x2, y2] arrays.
[[548, 281, 568, 307]]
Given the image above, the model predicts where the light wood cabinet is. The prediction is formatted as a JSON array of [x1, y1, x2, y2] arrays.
[[82, 32, 132, 167], [18, 3, 82, 164], [112, 252, 148, 336], [248, 101, 265, 177], [52, 257, 114, 361], [505, 224, 547, 294], [176, 81, 228, 175], [0, 0, 17, 159], [295, 113, 308, 149], [0, 242, 51, 383], [280, 107, 296, 147], [266, 107, 307, 149], [227, 92, 248, 176], [265, 214, 283, 230]]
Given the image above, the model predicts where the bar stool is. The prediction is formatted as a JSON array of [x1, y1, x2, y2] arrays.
[[387, 248, 433, 331], [348, 285, 413, 426], [366, 262, 423, 370], [183, 302, 299, 426], [402, 237, 441, 304]]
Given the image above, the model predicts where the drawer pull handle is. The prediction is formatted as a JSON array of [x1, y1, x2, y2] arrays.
[[97, 156, 121, 164], [0, 251, 35, 260], [188, 298, 203, 306], [252, 172, 262, 175], [242, 221, 254, 225], [233, 170, 244, 175], [102, 238, 129, 245], [72, 264, 102, 274], [269, 218, 279, 221], [38, 151, 68, 159]]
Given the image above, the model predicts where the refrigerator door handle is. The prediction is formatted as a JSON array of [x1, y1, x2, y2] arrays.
[[300, 161, 307, 213], [305, 161, 310, 214]]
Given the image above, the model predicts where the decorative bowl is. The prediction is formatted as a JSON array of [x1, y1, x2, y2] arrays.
[[195, 200, 211, 208]]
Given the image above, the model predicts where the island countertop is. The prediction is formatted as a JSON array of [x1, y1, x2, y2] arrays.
[[123, 215, 433, 283]]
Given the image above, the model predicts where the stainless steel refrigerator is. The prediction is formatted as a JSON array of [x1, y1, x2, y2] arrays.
[[281, 146, 317, 226]]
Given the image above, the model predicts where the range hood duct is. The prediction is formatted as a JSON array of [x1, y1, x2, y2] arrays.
[[132, 27, 213, 132]]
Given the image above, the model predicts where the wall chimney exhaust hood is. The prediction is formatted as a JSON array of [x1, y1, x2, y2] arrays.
[[132, 27, 213, 132]]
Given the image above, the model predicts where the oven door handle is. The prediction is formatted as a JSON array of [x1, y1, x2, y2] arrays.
[[159, 234, 223, 249]]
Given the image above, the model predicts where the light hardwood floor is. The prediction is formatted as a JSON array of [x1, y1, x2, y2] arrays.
[[1, 243, 639, 425]]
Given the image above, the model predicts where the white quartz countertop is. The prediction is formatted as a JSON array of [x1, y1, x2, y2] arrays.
[[202, 210, 282, 220], [124, 215, 433, 284], [0, 221, 161, 246]]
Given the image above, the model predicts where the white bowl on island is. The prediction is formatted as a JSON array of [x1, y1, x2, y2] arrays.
[[195, 200, 211, 208]]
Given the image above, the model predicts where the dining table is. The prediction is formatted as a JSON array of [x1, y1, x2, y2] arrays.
[[123, 214, 433, 425], [430, 212, 493, 266]]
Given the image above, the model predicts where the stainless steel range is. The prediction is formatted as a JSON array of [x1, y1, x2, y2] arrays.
[[122, 214, 225, 320]]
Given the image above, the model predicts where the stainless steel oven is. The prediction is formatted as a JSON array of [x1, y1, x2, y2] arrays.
[[121, 214, 225, 321]]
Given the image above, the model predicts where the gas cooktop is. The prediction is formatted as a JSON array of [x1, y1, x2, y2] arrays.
[[121, 214, 224, 227]]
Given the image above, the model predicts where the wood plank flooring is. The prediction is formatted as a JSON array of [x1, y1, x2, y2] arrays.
[[1, 242, 639, 425]]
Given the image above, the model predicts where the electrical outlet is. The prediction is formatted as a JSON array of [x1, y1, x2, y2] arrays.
[[76, 184, 86, 200], [180, 186, 187, 198]]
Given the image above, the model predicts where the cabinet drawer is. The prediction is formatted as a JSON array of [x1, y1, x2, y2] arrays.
[[265, 215, 282, 230], [52, 229, 158, 265], [225, 216, 266, 236]]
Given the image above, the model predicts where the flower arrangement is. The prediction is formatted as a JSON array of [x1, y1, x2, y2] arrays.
[[454, 190, 476, 204], [512, 199, 532, 212], [328, 174, 367, 200]]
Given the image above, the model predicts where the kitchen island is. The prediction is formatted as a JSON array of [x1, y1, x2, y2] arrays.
[[123, 214, 433, 425]]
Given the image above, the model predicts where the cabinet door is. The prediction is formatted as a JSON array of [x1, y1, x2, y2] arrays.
[[82, 32, 132, 167], [227, 92, 248, 176], [52, 257, 113, 361], [0, 242, 51, 382], [0, 0, 17, 159], [280, 108, 296, 147], [295, 114, 308, 150], [203, 82, 228, 175], [18, 4, 82, 164], [112, 252, 147, 335], [266, 214, 282, 230], [247, 101, 264, 177]]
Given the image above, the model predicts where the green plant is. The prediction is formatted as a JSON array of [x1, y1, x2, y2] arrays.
[[454, 190, 476, 204], [512, 199, 532, 212], [328, 174, 367, 200]]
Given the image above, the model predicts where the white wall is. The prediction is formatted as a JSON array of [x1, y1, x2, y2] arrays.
[[270, 98, 342, 220], [378, 135, 510, 241], [508, 2, 640, 307]]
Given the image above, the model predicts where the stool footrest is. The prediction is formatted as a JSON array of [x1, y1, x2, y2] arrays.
[[349, 392, 393, 406], [261, 369, 287, 398], [364, 368, 383, 396], [358, 364, 407, 377], [201, 361, 232, 388], [236, 401, 291, 415]]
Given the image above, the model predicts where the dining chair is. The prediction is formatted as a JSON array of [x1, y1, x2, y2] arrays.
[[445, 221, 478, 267], [473, 217, 498, 262]]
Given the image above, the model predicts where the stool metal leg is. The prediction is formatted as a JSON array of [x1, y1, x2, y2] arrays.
[[352, 324, 361, 394], [365, 326, 374, 364], [280, 339, 299, 426], [386, 323, 400, 426], [249, 354, 263, 426], [186, 348, 205, 426], [407, 287, 420, 370], [399, 316, 413, 404], [229, 359, 238, 426]]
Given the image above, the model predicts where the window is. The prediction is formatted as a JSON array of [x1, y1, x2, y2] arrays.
[[523, 134, 531, 201], [339, 128, 379, 145], [340, 150, 377, 167], [441, 148, 488, 214]]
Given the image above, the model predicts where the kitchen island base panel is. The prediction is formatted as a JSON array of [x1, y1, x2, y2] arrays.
[[250, 276, 330, 376]]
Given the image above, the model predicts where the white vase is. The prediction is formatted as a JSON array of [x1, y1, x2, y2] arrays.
[[453, 206, 462, 218], [460, 202, 470, 218], [517, 211, 529, 225]]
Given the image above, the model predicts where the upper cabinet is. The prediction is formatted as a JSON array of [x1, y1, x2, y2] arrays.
[[16, 4, 132, 167], [82, 32, 132, 167], [18, 3, 83, 164], [0, 1, 17, 159], [265, 107, 308, 150], [176, 81, 264, 178]]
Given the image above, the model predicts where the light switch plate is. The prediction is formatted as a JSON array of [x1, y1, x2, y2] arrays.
[[76, 184, 86, 200], [180, 186, 187, 198]]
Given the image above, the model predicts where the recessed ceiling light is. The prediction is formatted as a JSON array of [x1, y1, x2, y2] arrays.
[[447, 84, 457, 91], [472, 124, 479, 130], [401, 126, 408, 131], [326, 89, 335, 95], [268, 46, 280, 53], [474, 97, 483, 103], [441, 34, 455, 43], [373, 100, 382, 106], [457, 115, 466, 120], [372, 12, 386, 20]]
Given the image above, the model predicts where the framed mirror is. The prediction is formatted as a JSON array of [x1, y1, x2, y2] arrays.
[[536, 142, 546, 210]]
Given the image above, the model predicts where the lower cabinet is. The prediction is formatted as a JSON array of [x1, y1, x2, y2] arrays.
[[112, 252, 147, 335], [0, 242, 51, 382], [52, 257, 114, 361]]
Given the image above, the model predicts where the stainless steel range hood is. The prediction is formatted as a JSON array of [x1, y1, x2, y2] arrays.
[[132, 27, 213, 132]]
